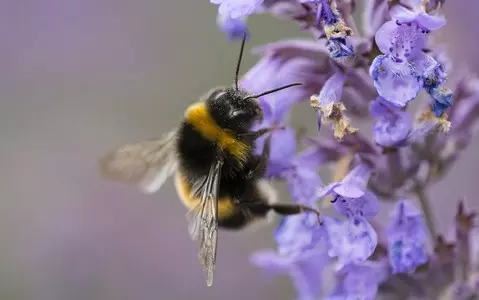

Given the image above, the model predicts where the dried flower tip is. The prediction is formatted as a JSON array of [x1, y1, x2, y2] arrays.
[[456, 200, 476, 231], [323, 19, 352, 40], [312, 97, 358, 139], [418, 109, 451, 132], [434, 235, 455, 265], [421, 0, 444, 14]]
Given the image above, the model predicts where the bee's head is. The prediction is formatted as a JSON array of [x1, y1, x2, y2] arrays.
[[205, 87, 263, 133], [202, 33, 302, 133]]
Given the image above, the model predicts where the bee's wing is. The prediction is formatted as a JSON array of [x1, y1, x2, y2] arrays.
[[99, 129, 178, 194], [186, 152, 223, 287]]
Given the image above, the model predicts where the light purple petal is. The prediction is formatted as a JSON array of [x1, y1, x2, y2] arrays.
[[328, 260, 390, 300], [386, 200, 428, 274], [369, 97, 393, 118], [290, 248, 330, 300], [255, 126, 296, 170], [333, 164, 371, 198], [390, 5, 417, 22], [416, 12, 446, 30], [372, 109, 412, 147], [370, 55, 422, 107], [374, 21, 397, 55], [316, 182, 341, 198], [411, 52, 441, 82], [326, 217, 378, 267], [214, 0, 264, 19], [217, 14, 250, 40], [286, 166, 322, 204], [318, 72, 347, 105], [375, 19, 426, 60], [250, 250, 291, 274], [274, 212, 326, 257], [334, 191, 380, 218]]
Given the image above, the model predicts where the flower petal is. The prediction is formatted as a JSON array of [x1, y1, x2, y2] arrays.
[[215, 0, 264, 19], [286, 166, 322, 204], [316, 182, 341, 198], [250, 249, 291, 274], [370, 55, 422, 107], [326, 217, 378, 267], [334, 191, 380, 218], [333, 164, 371, 198], [372, 109, 412, 147], [217, 14, 250, 40], [374, 21, 397, 56], [290, 248, 330, 300], [386, 200, 428, 274], [318, 72, 347, 106], [416, 12, 446, 31]]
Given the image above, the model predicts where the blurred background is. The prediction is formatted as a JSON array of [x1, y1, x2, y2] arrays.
[[1, 1, 478, 299]]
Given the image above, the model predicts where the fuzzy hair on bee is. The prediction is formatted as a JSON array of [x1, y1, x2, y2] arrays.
[[98, 33, 322, 287]]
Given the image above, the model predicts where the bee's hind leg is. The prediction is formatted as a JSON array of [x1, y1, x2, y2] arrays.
[[268, 203, 323, 225], [240, 202, 323, 225]]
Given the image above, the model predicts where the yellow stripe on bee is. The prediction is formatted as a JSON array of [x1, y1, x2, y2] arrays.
[[174, 172, 236, 219], [184, 102, 249, 165]]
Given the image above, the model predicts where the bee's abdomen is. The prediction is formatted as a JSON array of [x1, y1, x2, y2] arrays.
[[174, 172, 238, 220]]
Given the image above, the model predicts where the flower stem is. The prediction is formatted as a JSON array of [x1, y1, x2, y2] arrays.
[[414, 184, 437, 239]]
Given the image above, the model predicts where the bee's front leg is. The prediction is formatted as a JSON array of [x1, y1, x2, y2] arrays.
[[237, 125, 284, 142], [244, 133, 273, 180]]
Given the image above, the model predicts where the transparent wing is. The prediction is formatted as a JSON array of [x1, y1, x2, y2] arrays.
[[186, 153, 224, 287], [99, 129, 178, 194]]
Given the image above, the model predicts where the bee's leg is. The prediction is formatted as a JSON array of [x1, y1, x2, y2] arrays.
[[268, 203, 323, 225], [245, 133, 272, 180], [240, 202, 322, 224], [237, 126, 284, 142]]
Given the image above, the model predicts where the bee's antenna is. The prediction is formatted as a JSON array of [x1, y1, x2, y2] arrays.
[[235, 32, 247, 91], [243, 83, 303, 101]]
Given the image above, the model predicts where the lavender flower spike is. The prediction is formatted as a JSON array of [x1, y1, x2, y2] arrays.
[[310, 72, 358, 140], [317, 163, 380, 219], [386, 199, 428, 274]]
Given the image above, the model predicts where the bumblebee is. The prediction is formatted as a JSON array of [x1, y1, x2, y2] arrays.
[[99, 34, 322, 287]]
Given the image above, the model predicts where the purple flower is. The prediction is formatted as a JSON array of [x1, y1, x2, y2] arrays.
[[216, 14, 250, 40], [211, 0, 264, 19], [375, 6, 445, 61], [324, 216, 378, 267], [317, 164, 380, 219], [369, 55, 422, 107], [370, 97, 413, 147], [326, 260, 390, 300], [251, 212, 329, 300], [386, 200, 428, 274]]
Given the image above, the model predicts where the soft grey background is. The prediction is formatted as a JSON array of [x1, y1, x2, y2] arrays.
[[1, 1, 478, 299]]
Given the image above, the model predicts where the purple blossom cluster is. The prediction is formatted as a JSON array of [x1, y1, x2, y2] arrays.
[[210, 0, 479, 298]]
